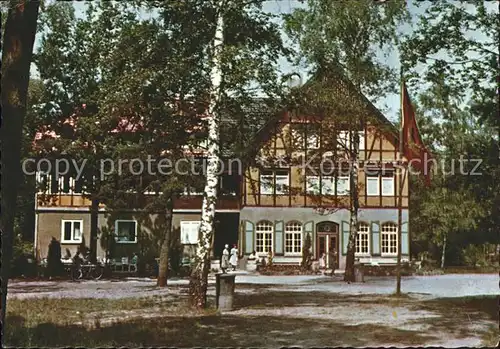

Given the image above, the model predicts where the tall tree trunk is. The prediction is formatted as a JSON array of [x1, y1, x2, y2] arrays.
[[344, 129, 360, 282], [0, 0, 40, 342], [89, 197, 99, 263], [440, 234, 447, 269], [157, 195, 174, 287], [189, 3, 224, 309]]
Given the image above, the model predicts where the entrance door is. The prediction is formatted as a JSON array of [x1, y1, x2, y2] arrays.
[[316, 222, 339, 270]]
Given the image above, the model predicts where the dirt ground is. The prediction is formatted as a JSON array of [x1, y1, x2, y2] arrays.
[[5, 274, 499, 347]]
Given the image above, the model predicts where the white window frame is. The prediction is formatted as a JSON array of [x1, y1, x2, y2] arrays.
[[260, 171, 274, 195], [338, 130, 350, 150], [285, 222, 303, 256], [255, 221, 273, 255], [336, 176, 350, 196], [275, 171, 289, 195], [381, 223, 398, 256], [306, 175, 320, 194], [115, 220, 138, 244], [61, 219, 83, 243], [180, 221, 201, 245], [260, 170, 289, 195], [321, 176, 335, 195], [381, 175, 395, 196], [366, 174, 380, 196], [358, 131, 366, 150], [355, 223, 370, 256]]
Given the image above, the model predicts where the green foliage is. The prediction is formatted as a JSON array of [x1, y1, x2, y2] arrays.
[[404, 1, 499, 265], [284, 0, 409, 97], [462, 244, 498, 268]]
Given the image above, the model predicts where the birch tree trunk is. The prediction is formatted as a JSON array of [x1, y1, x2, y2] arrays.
[[189, 3, 224, 309], [440, 234, 447, 269], [344, 129, 360, 282], [0, 0, 40, 341], [157, 194, 174, 287]]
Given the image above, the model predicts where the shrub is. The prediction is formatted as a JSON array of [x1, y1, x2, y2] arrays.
[[462, 244, 489, 267], [11, 235, 36, 277], [301, 233, 313, 270]]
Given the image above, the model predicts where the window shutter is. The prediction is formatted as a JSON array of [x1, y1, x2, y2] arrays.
[[239, 222, 245, 254], [244, 221, 254, 254], [303, 221, 314, 256], [401, 222, 409, 255], [274, 220, 284, 255], [341, 221, 350, 255], [371, 221, 380, 256]]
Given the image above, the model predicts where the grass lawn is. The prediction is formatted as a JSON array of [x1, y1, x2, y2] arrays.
[[5, 286, 498, 347]]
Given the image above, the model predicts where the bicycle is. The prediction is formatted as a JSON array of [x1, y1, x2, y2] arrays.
[[70, 259, 104, 281]]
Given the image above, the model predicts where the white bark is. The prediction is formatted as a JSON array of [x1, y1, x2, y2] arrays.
[[440, 234, 447, 269], [190, 2, 224, 307], [198, 0, 223, 262]]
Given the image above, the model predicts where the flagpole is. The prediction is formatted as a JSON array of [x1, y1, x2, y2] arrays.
[[396, 67, 404, 296]]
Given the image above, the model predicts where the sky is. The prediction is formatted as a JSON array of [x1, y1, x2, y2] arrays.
[[33, 0, 497, 124]]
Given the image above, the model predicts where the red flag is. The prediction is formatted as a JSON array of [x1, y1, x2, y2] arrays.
[[401, 80, 432, 185]]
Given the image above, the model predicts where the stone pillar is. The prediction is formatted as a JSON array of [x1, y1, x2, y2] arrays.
[[215, 273, 236, 311]]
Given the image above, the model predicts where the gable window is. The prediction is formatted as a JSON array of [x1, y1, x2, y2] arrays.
[[306, 174, 350, 196], [255, 220, 273, 254], [338, 131, 350, 150], [381, 172, 395, 196], [260, 170, 274, 194], [338, 130, 365, 151], [285, 221, 302, 255], [336, 176, 350, 196], [355, 223, 370, 255], [381, 222, 398, 256], [260, 170, 289, 195], [180, 221, 200, 244], [115, 220, 137, 243], [321, 176, 335, 195], [275, 171, 289, 194], [366, 170, 395, 196], [306, 175, 320, 194], [61, 220, 83, 243], [366, 172, 380, 196]]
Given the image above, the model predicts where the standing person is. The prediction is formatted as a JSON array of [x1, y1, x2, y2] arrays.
[[319, 253, 326, 269], [47, 237, 62, 279], [229, 244, 238, 271], [221, 244, 230, 273]]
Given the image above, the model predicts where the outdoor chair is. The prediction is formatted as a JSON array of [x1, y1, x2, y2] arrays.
[[112, 258, 123, 272], [121, 257, 129, 272]]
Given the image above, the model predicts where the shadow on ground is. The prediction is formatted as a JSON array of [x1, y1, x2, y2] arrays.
[[5, 283, 498, 347], [5, 312, 434, 347]]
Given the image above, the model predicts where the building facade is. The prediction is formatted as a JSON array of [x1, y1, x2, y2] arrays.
[[33, 75, 412, 269]]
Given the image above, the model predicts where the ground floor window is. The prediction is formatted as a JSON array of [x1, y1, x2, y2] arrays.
[[285, 221, 302, 255], [61, 220, 83, 243], [356, 223, 370, 255], [180, 221, 200, 244], [381, 222, 398, 255], [255, 220, 273, 254], [115, 220, 137, 243]]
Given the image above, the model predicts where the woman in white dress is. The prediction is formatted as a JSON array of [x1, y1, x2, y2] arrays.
[[221, 244, 230, 273], [229, 244, 238, 271]]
